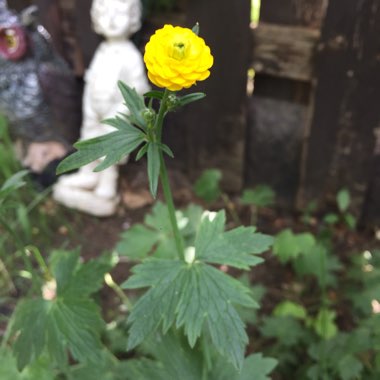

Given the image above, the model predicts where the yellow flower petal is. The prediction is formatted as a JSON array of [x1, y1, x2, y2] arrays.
[[144, 25, 213, 91]]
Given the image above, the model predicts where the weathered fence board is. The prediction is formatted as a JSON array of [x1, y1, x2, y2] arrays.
[[245, 0, 325, 205], [252, 23, 320, 81], [260, 0, 327, 28], [300, 0, 380, 221]]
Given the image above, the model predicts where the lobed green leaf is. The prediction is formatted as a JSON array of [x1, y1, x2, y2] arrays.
[[123, 259, 256, 370], [195, 210, 272, 269], [11, 251, 109, 370]]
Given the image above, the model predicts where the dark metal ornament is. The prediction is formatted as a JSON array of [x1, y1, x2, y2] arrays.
[[0, 0, 81, 153]]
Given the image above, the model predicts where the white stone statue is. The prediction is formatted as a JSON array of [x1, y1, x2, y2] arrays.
[[53, 0, 150, 217]]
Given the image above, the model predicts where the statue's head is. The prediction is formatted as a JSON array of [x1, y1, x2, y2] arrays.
[[0, 0, 27, 61], [91, 0, 142, 39]]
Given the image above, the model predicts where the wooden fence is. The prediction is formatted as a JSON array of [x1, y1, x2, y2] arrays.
[[247, 0, 380, 225], [7, 0, 380, 224]]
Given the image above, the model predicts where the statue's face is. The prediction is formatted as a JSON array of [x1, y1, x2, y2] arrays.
[[91, 0, 133, 38]]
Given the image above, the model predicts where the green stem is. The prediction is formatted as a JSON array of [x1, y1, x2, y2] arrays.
[[153, 88, 184, 260], [318, 246, 328, 380], [159, 152, 185, 260], [24, 245, 51, 280], [155, 89, 170, 141], [0, 258, 15, 293], [104, 273, 133, 310], [0, 310, 14, 349], [201, 335, 212, 380]]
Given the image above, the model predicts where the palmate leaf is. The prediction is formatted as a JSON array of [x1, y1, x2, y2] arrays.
[[195, 210, 273, 269], [120, 207, 272, 369], [56, 119, 145, 174], [123, 259, 257, 370], [11, 251, 110, 370]]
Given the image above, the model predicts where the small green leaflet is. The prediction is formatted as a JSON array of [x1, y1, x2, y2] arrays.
[[11, 250, 110, 370], [118, 81, 147, 129], [273, 229, 316, 263], [313, 308, 338, 339], [192, 22, 200, 35], [144, 90, 164, 100], [0, 170, 28, 203], [293, 244, 342, 287], [336, 188, 350, 213], [273, 301, 307, 320], [178, 92, 206, 107], [57, 116, 145, 174], [240, 185, 275, 208], [194, 169, 222, 203], [147, 142, 160, 198], [123, 259, 257, 370]]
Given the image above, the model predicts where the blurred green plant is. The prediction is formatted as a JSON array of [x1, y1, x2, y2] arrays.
[[194, 169, 222, 203], [323, 188, 357, 230]]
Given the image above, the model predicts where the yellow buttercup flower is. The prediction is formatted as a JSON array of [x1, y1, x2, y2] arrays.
[[144, 25, 214, 91]]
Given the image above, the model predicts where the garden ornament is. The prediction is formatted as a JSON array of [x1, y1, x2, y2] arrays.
[[0, 0, 80, 179], [53, 0, 150, 216]]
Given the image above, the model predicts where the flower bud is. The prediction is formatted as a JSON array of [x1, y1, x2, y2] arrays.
[[166, 94, 180, 110], [141, 108, 156, 123]]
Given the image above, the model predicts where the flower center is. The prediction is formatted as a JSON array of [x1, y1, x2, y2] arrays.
[[171, 41, 187, 60]]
